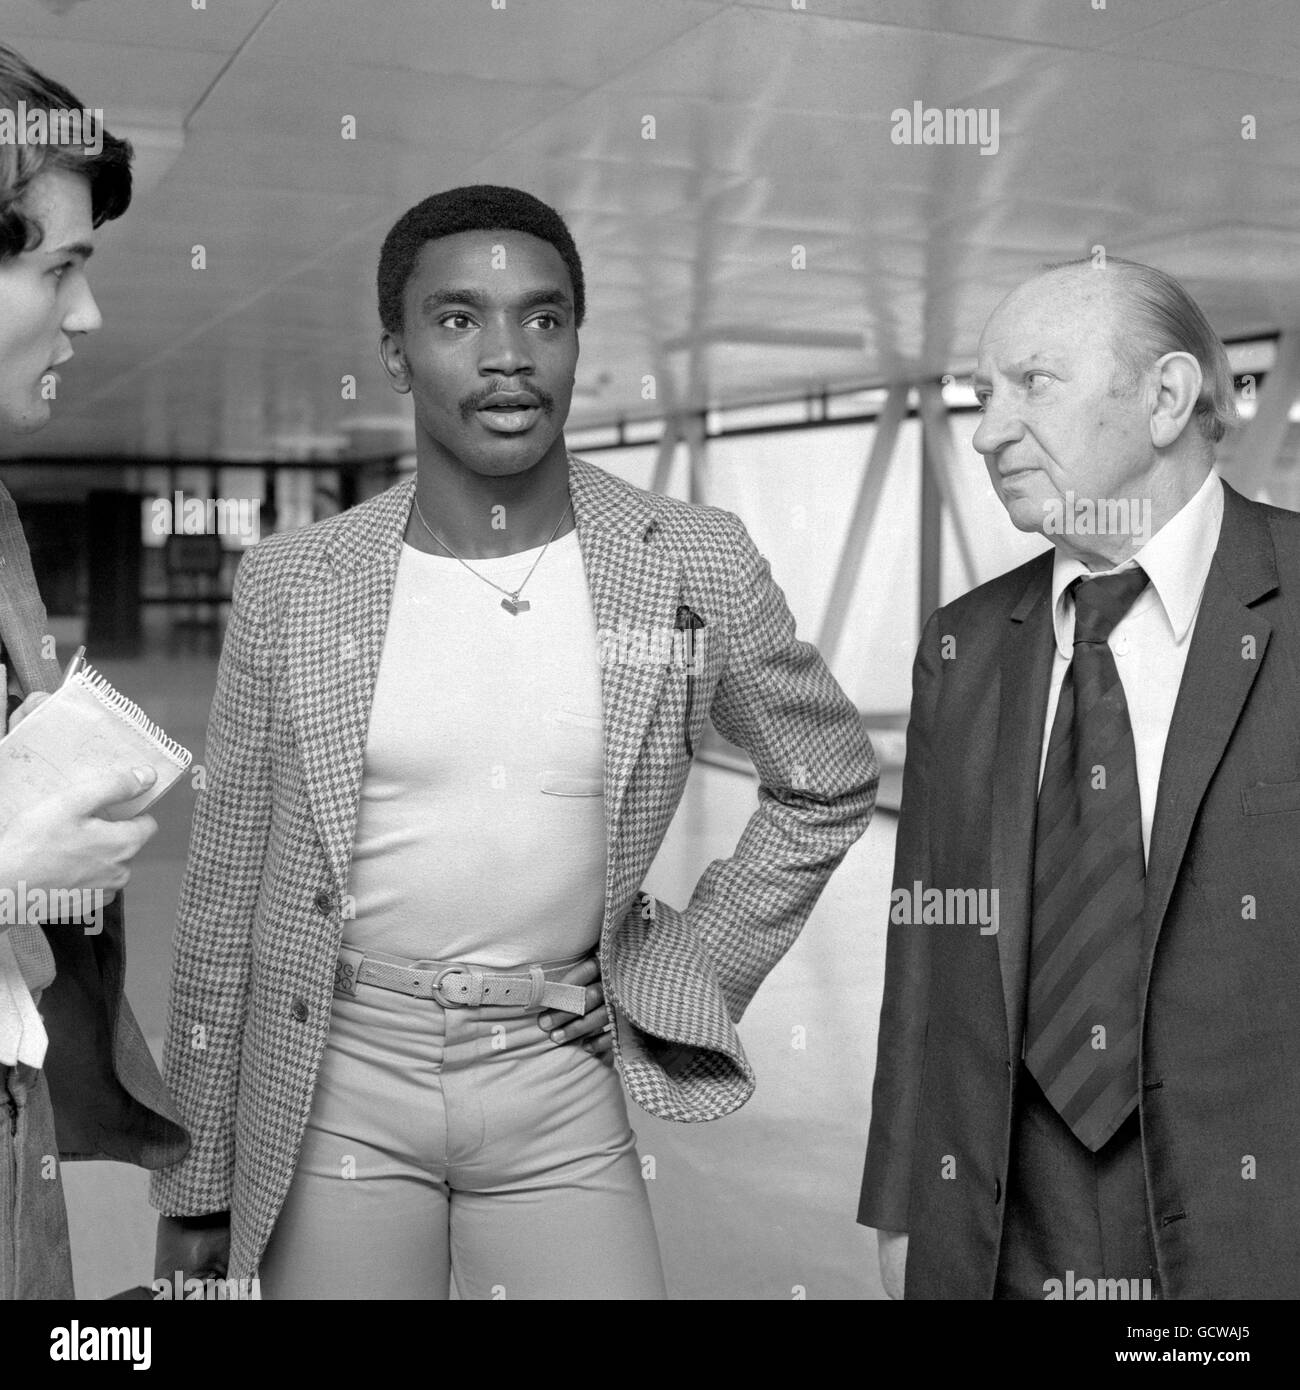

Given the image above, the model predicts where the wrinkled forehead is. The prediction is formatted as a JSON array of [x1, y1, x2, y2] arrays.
[[976, 270, 1119, 369]]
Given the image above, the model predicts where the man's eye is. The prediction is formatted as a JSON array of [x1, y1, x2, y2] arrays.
[[974, 393, 990, 412], [1026, 371, 1053, 391], [49, 263, 72, 281], [530, 313, 560, 330], [440, 313, 474, 330]]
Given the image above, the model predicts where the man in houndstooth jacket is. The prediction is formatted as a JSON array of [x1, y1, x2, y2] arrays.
[[151, 186, 877, 1297]]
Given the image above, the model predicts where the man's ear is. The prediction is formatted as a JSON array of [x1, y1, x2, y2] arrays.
[[1150, 351, 1201, 448], [378, 332, 410, 394]]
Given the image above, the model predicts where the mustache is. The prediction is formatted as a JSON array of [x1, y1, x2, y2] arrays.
[[459, 385, 556, 421]]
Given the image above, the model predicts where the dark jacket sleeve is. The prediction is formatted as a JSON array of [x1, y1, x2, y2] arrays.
[[858, 607, 944, 1231]]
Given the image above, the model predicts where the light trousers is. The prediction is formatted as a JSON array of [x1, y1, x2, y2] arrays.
[[258, 955, 666, 1300]]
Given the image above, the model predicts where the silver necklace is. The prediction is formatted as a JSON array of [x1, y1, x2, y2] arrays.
[[411, 489, 572, 615]]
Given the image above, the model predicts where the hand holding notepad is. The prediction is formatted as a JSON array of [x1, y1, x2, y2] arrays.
[[0, 660, 193, 834], [0, 660, 191, 1068]]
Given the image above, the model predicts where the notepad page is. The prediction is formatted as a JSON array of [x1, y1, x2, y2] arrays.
[[0, 669, 192, 831]]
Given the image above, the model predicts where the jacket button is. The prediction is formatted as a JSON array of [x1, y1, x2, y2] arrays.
[[314, 889, 333, 915], [291, 998, 309, 1022]]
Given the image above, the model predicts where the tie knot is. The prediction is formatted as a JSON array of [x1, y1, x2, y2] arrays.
[[1070, 567, 1148, 644]]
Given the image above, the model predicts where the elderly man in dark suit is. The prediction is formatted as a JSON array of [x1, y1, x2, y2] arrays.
[[860, 255, 1300, 1299], [0, 42, 187, 1299]]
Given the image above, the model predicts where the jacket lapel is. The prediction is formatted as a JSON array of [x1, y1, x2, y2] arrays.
[[568, 457, 682, 910], [287, 478, 415, 893], [991, 555, 1055, 1061], [1141, 483, 1275, 972]]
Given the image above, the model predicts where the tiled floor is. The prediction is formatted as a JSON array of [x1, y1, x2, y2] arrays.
[[57, 620, 897, 1300]]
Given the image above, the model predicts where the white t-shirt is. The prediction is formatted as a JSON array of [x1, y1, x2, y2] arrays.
[[344, 530, 607, 967]]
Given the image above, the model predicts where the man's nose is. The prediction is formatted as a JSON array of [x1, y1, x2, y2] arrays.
[[62, 276, 103, 336], [972, 392, 1021, 457], [479, 319, 532, 376]]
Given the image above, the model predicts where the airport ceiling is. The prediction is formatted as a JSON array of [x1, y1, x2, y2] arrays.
[[1, 0, 1298, 462]]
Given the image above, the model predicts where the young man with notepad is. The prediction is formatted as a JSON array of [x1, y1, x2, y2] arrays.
[[0, 43, 188, 1299]]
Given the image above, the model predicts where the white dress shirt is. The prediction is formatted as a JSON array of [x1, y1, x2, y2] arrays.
[[1038, 469, 1225, 863]]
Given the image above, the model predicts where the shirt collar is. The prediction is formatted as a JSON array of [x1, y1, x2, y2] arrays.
[[1049, 469, 1224, 659]]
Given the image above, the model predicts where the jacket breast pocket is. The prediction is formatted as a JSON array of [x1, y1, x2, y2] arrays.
[[679, 622, 727, 754], [1241, 780, 1300, 816]]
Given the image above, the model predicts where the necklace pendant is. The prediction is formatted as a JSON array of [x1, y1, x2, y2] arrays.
[[501, 595, 531, 615]]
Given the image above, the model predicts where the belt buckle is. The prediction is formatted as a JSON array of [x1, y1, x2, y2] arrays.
[[432, 965, 473, 1007], [335, 945, 364, 998]]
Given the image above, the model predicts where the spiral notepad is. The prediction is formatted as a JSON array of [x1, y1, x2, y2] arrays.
[[0, 664, 192, 829]]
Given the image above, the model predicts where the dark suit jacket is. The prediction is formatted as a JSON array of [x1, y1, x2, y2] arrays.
[[860, 479, 1300, 1299], [0, 480, 187, 1170]]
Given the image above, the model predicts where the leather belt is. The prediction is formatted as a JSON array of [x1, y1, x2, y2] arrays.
[[334, 946, 588, 1014]]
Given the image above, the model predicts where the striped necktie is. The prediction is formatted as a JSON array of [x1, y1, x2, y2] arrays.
[[1025, 566, 1149, 1151]]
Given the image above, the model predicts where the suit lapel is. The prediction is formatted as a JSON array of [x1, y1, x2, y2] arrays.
[[1141, 484, 1275, 970], [991, 556, 1055, 1061], [287, 478, 415, 893], [568, 457, 681, 909]]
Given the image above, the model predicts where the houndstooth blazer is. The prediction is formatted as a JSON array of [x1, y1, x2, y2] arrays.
[[149, 454, 877, 1276]]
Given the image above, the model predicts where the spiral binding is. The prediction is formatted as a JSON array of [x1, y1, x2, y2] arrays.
[[74, 666, 192, 770]]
